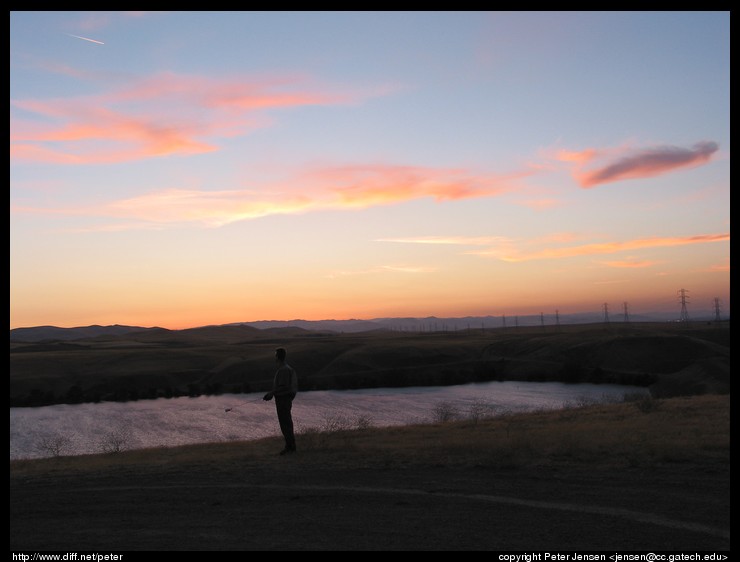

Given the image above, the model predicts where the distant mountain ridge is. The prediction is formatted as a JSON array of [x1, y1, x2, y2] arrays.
[[8, 310, 705, 342]]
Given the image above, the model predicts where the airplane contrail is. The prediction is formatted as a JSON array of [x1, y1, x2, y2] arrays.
[[67, 33, 105, 45]]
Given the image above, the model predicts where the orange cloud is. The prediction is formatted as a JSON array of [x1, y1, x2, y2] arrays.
[[12, 101, 218, 163], [12, 164, 524, 228], [467, 233, 730, 262], [516, 198, 560, 210], [312, 165, 521, 208], [706, 258, 730, 273], [10, 71, 360, 165], [564, 142, 719, 188], [327, 264, 437, 278], [556, 148, 598, 164], [596, 258, 658, 269], [377, 231, 730, 264]]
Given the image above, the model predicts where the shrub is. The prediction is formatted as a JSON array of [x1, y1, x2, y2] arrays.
[[632, 394, 661, 413], [467, 398, 494, 424], [320, 412, 353, 432], [99, 424, 133, 454], [35, 433, 72, 457], [431, 400, 459, 423], [353, 415, 374, 430]]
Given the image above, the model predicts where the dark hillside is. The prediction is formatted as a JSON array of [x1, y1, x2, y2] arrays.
[[9, 322, 730, 406]]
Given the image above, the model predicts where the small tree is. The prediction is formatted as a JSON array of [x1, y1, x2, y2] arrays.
[[35, 433, 71, 457], [467, 399, 492, 424], [99, 423, 132, 454], [432, 400, 459, 423], [353, 415, 373, 430]]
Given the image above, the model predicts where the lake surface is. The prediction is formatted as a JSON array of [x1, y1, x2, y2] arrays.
[[9, 380, 649, 460]]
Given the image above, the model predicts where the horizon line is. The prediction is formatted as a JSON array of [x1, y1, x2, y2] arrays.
[[9, 309, 729, 333]]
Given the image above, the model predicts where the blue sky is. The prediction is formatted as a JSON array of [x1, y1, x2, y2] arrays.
[[10, 11, 730, 329]]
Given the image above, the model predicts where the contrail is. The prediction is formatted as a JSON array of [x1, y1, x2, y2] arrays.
[[67, 33, 105, 45]]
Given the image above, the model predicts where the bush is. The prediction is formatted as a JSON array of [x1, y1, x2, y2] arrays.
[[631, 394, 661, 413], [431, 401, 459, 423], [99, 423, 133, 454], [467, 398, 495, 424], [35, 433, 72, 457]]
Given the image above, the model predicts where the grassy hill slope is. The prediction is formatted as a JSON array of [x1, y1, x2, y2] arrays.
[[10, 321, 730, 406]]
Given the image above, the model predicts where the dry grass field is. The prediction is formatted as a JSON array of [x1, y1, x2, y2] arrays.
[[10, 392, 730, 551]]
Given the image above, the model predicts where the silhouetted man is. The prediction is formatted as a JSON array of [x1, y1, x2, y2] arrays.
[[263, 347, 298, 455]]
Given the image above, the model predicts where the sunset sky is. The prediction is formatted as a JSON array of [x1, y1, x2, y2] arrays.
[[10, 11, 730, 330]]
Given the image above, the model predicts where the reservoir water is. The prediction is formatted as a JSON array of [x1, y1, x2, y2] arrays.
[[9, 380, 649, 460]]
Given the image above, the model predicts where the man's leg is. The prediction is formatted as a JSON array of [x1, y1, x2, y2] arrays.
[[275, 395, 296, 452]]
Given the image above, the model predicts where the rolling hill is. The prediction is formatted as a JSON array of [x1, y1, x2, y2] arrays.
[[9, 320, 730, 407]]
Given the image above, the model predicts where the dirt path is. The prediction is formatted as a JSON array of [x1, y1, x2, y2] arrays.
[[10, 459, 730, 551]]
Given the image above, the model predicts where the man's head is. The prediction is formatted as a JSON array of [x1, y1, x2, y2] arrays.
[[275, 347, 287, 362]]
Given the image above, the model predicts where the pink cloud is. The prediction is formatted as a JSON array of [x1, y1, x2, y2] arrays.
[[70, 10, 154, 32], [74, 12, 112, 31], [566, 142, 719, 188], [309, 164, 520, 208], [10, 71, 361, 165], [11, 163, 525, 228], [11, 101, 218, 164], [516, 198, 560, 211]]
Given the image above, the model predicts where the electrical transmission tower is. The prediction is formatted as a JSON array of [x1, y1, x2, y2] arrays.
[[623, 302, 630, 323], [713, 298, 722, 322], [602, 302, 610, 323], [678, 289, 690, 322]]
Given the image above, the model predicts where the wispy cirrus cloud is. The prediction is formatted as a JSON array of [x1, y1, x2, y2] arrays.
[[595, 258, 659, 269], [467, 232, 730, 261], [705, 258, 730, 273], [326, 264, 437, 278], [313, 164, 528, 207], [380, 232, 730, 262], [10, 71, 366, 165], [11, 164, 525, 228], [11, 101, 220, 164], [556, 141, 719, 188], [70, 10, 153, 32], [375, 235, 508, 246], [514, 197, 561, 211]]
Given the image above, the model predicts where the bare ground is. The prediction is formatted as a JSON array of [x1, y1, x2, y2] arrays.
[[10, 428, 730, 551]]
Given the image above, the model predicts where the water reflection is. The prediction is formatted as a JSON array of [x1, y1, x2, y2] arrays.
[[10, 380, 648, 460]]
